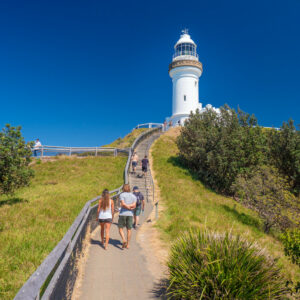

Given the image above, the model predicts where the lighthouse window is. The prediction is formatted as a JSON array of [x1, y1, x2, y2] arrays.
[[175, 43, 196, 57], [184, 95, 186, 101], [195, 81, 197, 86]]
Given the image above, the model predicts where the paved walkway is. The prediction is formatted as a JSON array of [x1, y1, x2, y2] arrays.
[[76, 131, 162, 300]]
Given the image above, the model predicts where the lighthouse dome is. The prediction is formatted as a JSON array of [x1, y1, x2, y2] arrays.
[[173, 30, 198, 61]]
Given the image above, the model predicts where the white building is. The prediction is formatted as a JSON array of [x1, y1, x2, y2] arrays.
[[168, 30, 219, 126]]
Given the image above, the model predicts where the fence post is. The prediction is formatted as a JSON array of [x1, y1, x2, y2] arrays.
[[69, 147, 71, 156], [41, 147, 44, 157], [155, 202, 158, 219], [95, 147, 98, 156]]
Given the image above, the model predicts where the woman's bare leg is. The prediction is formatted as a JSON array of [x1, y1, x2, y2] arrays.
[[104, 223, 111, 249], [100, 223, 105, 244]]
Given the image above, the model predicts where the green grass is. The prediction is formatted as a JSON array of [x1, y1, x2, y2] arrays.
[[0, 155, 126, 300], [104, 128, 148, 148], [151, 128, 300, 285]]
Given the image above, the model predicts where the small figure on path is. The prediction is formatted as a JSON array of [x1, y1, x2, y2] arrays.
[[33, 138, 42, 157], [168, 120, 172, 128], [177, 119, 181, 126], [131, 151, 139, 174], [163, 120, 167, 132], [132, 186, 145, 229], [118, 184, 136, 249], [97, 189, 114, 250], [141, 155, 149, 177]]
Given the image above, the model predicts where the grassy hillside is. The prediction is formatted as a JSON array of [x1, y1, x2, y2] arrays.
[[151, 128, 300, 284], [104, 128, 148, 148], [0, 155, 126, 300]]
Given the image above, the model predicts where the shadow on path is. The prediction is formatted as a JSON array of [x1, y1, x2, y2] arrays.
[[90, 238, 123, 250], [150, 278, 168, 299]]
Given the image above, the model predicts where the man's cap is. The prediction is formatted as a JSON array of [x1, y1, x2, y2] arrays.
[[133, 186, 139, 190]]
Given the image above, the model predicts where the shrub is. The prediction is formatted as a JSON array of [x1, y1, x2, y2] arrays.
[[266, 120, 300, 195], [282, 228, 300, 266], [167, 229, 288, 299], [232, 165, 299, 232], [0, 124, 34, 195], [176, 105, 267, 194]]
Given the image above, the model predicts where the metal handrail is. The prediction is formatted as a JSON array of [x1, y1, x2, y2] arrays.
[[14, 125, 162, 300], [135, 123, 163, 129]]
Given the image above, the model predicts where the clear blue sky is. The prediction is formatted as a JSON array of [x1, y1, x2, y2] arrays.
[[1, 0, 299, 146]]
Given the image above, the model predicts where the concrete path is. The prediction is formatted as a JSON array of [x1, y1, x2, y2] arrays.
[[76, 131, 162, 300]]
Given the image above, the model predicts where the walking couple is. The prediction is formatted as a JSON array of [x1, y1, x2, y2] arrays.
[[97, 184, 144, 250]]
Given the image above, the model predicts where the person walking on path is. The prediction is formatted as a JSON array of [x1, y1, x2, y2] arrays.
[[132, 186, 145, 229], [131, 151, 139, 174], [33, 138, 42, 157], [97, 189, 114, 250], [163, 120, 167, 132], [141, 155, 149, 177], [118, 184, 136, 249], [168, 120, 172, 129]]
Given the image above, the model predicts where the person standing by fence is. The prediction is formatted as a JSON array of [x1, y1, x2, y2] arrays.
[[33, 138, 42, 157], [97, 189, 114, 250], [118, 184, 136, 249]]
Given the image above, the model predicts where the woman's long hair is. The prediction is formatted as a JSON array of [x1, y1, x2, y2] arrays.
[[100, 189, 110, 210]]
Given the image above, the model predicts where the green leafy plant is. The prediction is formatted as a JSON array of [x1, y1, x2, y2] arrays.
[[232, 165, 299, 232], [167, 229, 288, 299], [176, 105, 267, 194], [0, 124, 34, 195], [282, 228, 300, 266], [266, 120, 300, 195]]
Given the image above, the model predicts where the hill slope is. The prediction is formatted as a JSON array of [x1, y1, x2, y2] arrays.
[[0, 155, 126, 300], [151, 128, 300, 284]]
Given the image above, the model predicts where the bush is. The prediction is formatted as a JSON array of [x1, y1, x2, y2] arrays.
[[176, 105, 267, 194], [267, 120, 300, 195], [282, 228, 300, 266], [167, 230, 288, 299], [0, 124, 34, 195], [232, 165, 299, 232]]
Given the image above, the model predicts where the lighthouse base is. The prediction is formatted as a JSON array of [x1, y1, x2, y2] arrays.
[[167, 113, 190, 127]]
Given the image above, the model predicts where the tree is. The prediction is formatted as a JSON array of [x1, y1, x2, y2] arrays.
[[0, 124, 34, 195]]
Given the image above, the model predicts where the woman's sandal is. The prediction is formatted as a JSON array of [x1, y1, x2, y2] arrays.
[[122, 241, 127, 249]]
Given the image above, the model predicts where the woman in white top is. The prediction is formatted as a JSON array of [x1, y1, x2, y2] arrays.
[[97, 189, 114, 250]]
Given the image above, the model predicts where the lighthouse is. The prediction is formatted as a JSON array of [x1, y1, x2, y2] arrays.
[[169, 30, 203, 125]]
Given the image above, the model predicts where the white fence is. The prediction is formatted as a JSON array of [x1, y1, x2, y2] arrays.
[[32, 146, 123, 157]]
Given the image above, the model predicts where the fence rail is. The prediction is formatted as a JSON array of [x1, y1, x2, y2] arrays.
[[135, 123, 163, 129], [31, 146, 127, 157], [15, 126, 162, 300]]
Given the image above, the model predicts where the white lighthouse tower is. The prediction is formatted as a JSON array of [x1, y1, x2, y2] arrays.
[[169, 30, 203, 125]]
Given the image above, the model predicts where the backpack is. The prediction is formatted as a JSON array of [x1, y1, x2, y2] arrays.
[[134, 192, 144, 207]]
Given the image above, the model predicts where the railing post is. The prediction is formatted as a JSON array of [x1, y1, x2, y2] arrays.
[[41, 147, 44, 157], [69, 147, 71, 156], [95, 147, 98, 156], [155, 202, 158, 219]]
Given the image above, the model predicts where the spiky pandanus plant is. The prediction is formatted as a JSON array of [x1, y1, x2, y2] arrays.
[[167, 230, 288, 299]]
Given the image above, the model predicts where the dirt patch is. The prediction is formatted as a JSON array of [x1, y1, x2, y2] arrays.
[[164, 127, 181, 138]]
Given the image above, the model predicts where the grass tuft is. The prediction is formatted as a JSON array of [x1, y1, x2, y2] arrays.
[[168, 229, 288, 299]]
